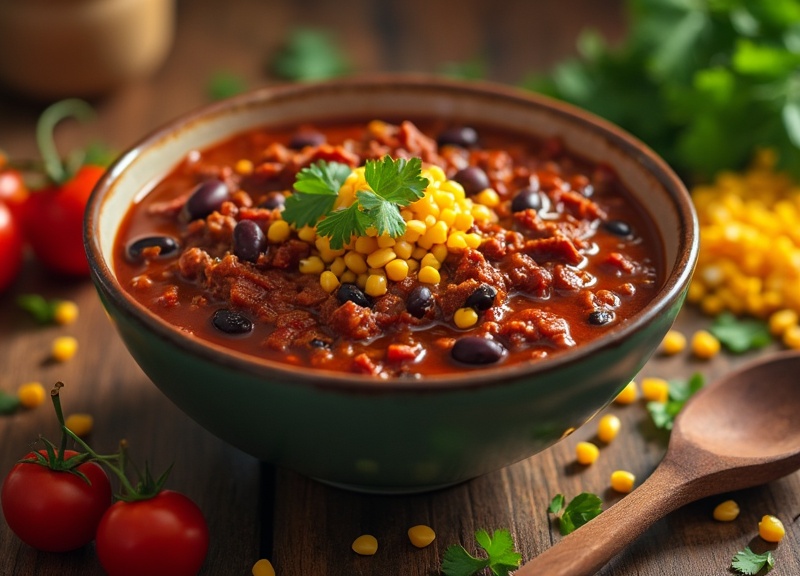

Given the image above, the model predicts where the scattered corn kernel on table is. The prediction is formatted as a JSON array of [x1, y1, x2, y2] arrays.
[[1, 1, 799, 574]]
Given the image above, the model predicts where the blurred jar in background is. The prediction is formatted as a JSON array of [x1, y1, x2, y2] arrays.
[[0, 0, 176, 100]]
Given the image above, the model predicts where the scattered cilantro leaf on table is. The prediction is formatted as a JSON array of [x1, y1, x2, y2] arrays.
[[0, 390, 21, 415], [271, 27, 351, 81], [17, 294, 61, 324], [647, 372, 704, 431], [548, 492, 603, 535], [282, 156, 428, 249], [709, 312, 772, 353], [441, 529, 521, 576], [207, 71, 248, 101], [731, 547, 775, 575]]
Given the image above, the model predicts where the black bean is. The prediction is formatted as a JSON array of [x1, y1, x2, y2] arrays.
[[289, 130, 326, 149], [182, 179, 230, 221], [259, 192, 285, 210], [406, 285, 434, 318], [310, 338, 331, 349], [336, 284, 371, 308], [451, 336, 506, 365], [588, 309, 614, 325], [510, 185, 543, 213], [232, 220, 266, 263], [453, 166, 490, 196], [437, 126, 478, 148], [603, 219, 632, 237], [464, 284, 497, 312], [212, 309, 253, 335], [125, 235, 179, 262]]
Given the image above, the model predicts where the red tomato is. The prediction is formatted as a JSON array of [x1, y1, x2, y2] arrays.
[[0, 169, 29, 222], [1, 449, 112, 552], [96, 490, 209, 576], [23, 164, 105, 276], [0, 201, 25, 293]]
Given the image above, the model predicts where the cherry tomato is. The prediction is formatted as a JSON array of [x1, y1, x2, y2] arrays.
[[0, 201, 25, 293], [1, 449, 112, 552], [0, 169, 29, 222], [96, 489, 209, 576], [23, 164, 105, 277]]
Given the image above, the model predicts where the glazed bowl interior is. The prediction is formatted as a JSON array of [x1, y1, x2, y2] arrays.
[[86, 76, 698, 492]]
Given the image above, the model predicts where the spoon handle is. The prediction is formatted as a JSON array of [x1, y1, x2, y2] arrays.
[[516, 460, 693, 576]]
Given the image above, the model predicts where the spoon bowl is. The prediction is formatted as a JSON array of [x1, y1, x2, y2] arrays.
[[518, 350, 800, 576]]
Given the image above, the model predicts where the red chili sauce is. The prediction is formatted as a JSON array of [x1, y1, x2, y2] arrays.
[[114, 119, 663, 378]]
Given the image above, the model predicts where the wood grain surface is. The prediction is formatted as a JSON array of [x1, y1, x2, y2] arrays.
[[1, 1, 798, 575]]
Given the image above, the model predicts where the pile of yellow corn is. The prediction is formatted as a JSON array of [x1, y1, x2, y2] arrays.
[[686, 150, 800, 348]]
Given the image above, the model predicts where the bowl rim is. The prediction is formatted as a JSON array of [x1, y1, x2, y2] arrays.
[[84, 73, 699, 392]]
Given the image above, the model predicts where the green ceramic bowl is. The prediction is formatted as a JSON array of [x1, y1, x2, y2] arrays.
[[85, 76, 698, 493]]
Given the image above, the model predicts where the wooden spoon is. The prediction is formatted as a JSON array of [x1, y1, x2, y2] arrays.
[[517, 350, 800, 576]]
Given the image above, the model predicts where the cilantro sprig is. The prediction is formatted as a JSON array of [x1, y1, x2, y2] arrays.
[[282, 156, 428, 249], [547, 492, 603, 535], [647, 372, 705, 431], [709, 312, 772, 354], [731, 547, 775, 575], [441, 529, 521, 576]]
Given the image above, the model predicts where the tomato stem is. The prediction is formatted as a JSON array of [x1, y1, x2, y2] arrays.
[[35, 99, 95, 185]]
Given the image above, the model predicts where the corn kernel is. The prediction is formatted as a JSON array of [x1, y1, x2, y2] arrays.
[[234, 159, 254, 175], [769, 308, 798, 336], [319, 271, 340, 293], [53, 301, 79, 325], [376, 234, 395, 248], [297, 225, 316, 243], [17, 382, 46, 409], [267, 220, 291, 243], [407, 524, 436, 548], [51, 336, 78, 362], [431, 244, 449, 263], [425, 221, 449, 245], [438, 208, 457, 227], [614, 381, 638, 405], [475, 188, 500, 207], [610, 470, 635, 493], [355, 236, 378, 254], [352, 534, 378, 555], [405, 219, 427, 238], [298, 256, 325, 275], [434, 190, 455, 209], [426, 165, 446, 183], [641, 377, 670, 403], [420, 253, 441, 270], [597, 414, 621, 443], [691, 330, 721, 359], [385, 259, 409, 282], [447, 231, 469, 250], [713, 500, 740, 522], [364, 274, 387, 297], [366, 247, 397, 269], [783, 325, 800, 349], [340, 270, 357, 284], [575, 441, 599, 465], [471, 204, 493, 222], [464, 233, 482, 249], [660, 330, 686, 355], [344, 251, 368, 274], [418, 266, 441, 284], [758, 515, 785, 543], [65, 413, 93, 437], [330, 256, 346, 277], [394, 240, 413, 260], [454, 307, 479, 329], [453, 212, 474, 231], [251, 558, 275, 576], [411, 246, 428, 260]]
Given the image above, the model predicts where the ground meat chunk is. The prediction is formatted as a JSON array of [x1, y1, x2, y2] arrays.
[[325, 300, 381, 341], [265, 239, 311, 269], [552, 264, 595, 292], [522, 235, 584, 266], [503, 253, 552, 298], [373, 293, 407, 328], [498, 308, 576, 349], [178, 247, 213, 281], [438, 279, 481, 317], [452, 249, 507, 294]]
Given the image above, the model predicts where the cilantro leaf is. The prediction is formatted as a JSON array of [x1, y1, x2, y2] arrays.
[[17, 294, 60, 324], [551, 492, 603, 536], [315, 203, 370, 250], [0, 390, 21, 415], [281, 161, 351, 229], [731, 547, 775, 575], [441, 529, 521, 576], [271, 28, 350, 81], [647, 373, 705, 431], [207, 71, 248, 101], [709, 312, 772, 354], [282, 156, 428, 249]]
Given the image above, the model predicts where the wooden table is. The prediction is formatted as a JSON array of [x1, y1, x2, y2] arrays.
[[1, 1, 798, 574]]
